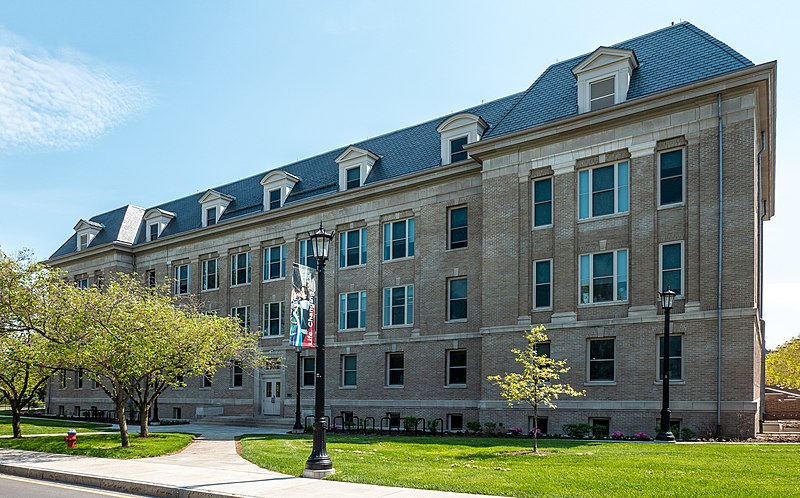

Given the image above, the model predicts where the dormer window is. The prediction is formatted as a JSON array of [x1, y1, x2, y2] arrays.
[[260, 170, 300, 210], [79, 234, 90, 250], [335, 146, 378, 192], [269, 189, 282, 210], [143, 208, 176, 242], [73, 219, 103, 252], [572, 47, 638, 114], [437, 113, 488, 166], [198, 190, 234, 227], [149, 223, 160, 241]]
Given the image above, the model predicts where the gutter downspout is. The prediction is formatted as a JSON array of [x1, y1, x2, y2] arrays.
[[757, 131, 767, 431], [717, 94, 723, 436]]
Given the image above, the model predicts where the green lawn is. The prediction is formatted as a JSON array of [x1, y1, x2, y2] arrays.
[[239, 435, 800, 497], [0, 415, 112, 436], [0, 432, 194, 458]]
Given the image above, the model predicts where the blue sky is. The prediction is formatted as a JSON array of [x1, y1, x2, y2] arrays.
[[0, 1, 796, 347]]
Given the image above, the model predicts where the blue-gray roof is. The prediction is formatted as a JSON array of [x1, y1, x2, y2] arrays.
[[50, 22, 754, 261]]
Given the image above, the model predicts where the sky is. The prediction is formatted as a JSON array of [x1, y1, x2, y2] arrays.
[[0, 1, 796, 348]]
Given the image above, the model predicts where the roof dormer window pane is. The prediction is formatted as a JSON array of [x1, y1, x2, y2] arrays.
[[345, 167, 361, 190], [450, 136, 468, 163], [269, 189, 281, 210], [79, 234, 89, 250], [149, 223, 159, 241], [590, 77, 615, 111], [206, 207, 217, 226]]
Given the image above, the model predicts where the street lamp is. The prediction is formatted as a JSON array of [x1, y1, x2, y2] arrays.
[[656, 287, 677, 442], [303, 222, 335, 478], [293, 346, 303, 433]]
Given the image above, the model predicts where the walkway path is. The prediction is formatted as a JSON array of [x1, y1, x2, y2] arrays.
[[0, 423, 502, 498]]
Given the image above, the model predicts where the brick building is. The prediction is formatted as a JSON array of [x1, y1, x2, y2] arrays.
[[46, 22, 776, 437]]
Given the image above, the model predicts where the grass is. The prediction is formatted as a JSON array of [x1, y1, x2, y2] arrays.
[[239, 435, 800, 497], [0, 432, 194, 458], [0, 415, 112, 436]]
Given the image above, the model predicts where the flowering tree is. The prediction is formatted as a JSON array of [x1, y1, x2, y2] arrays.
[[766, 335, 800, 389], [487, 325, 583, 452]]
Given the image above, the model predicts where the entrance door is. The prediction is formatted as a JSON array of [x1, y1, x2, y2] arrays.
[[262, 376, 282, 416]]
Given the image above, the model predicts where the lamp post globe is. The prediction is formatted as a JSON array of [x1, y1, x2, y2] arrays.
[[656, 287, 677, 442]]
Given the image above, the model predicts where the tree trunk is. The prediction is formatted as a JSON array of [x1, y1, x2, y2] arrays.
[[115, 399, 130, 448], [11, 405, 22, 438], [533, 405, 539, 453], [139, 400, 150, 437]]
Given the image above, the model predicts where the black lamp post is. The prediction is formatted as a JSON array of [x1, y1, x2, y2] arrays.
[[303, 222, 335, 478], [656, 287, 677, 442], [293, 346, 303, 433]]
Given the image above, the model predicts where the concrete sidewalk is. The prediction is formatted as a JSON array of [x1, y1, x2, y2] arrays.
[[0, 423, 501, 498]]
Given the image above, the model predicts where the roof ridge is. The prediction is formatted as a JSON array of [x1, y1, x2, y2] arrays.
[[679, 22, 753, 66]]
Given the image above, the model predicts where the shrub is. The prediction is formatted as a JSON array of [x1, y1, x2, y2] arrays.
[[529, 427, 542, 436], [563, 423, 593, 438], [680, 427, 696, 440], [483, 421, 497, 434], [159, 418, 190, 426], [508, 427, 523, 436], [611, 431, 625, 440], [427, 419, 440, 433], [591, 424, 609, 439], [466, 421, 482, 434], [402, 416, 418, 432], [633, 432, 650, 441]]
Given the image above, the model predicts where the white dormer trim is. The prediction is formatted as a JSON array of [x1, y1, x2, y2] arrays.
[[260, 170, 300, 211], [572, 47, 638, 114], [143, 208, 176, 242], [335, 146, 379, 192], [73, 219, 103, 251], [198, 189, 234, 227], [436, 113, 488, 165]]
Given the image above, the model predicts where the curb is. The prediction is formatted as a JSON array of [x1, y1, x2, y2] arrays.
[[0, 463, 249, 498]]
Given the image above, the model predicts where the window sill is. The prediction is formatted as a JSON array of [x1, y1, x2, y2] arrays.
[[339, 328, 366, 332], [657, 202, 685, 211], [577, 212, 629, 224], [230, 283, 251, 288], [445, 246, 468, 253], [532, 307, 553, 312], [382, 324, 413, 330], [444, 384, 467, 389], [301, 386, 315, 390], [584, 381, 616, 386], [578, 300, 628, 308], [532, 224, 553, 230], [445, 319, 468, 324], [339, 386, 357, 390], [383, 256, 415, 264], [262, 334, 284, 339], [229, 387, 243, 390], [339, 264, 366, 270], [384, 385, 404, 389], [201, 288, 219, 293], [262, 277, 286, 283], [654, 380, 685, 385]]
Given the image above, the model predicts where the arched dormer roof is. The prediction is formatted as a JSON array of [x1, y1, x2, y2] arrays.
[[436, 113, 488, 165], [260, 170, 300, 210]]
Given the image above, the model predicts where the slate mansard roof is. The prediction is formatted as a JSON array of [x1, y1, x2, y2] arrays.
[[50, 22, 754, 260]]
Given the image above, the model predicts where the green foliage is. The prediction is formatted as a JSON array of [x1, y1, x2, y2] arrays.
[[591, 424, 609, 439], [680, 427, 697, 440], [402, 416, 418, 431], [427, 419, 440, 433], [0, 433, 194, 458], [0, 415, 110, 436], [563, 423, 593, 438], [483, 421, 497, 434], [466, 421, 482, 433], [766, 336, 800, 389]]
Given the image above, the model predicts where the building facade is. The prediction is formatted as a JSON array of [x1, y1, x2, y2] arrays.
[[46, 23, 776, 437]]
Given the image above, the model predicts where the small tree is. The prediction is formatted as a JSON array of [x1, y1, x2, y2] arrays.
[[766, 335, 800, 389], [488, 325, 583, 452]]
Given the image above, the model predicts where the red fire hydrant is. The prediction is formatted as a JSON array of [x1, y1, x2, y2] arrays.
[[65, 429, 77, 448]]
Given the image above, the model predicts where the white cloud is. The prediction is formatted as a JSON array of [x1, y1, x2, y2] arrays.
[[0, 29, 149, 152]]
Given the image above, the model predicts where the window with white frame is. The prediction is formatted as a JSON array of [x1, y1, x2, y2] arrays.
[[339, 228, 367, 268], [588, 338, 615, 382], [232, 361, 243, 387], [447, 349, 467, 386], [345, 166, 361, 190], [231, 306, 250, 330], [660, 242, 683, 295], [230, 252, 251, 286], [590, 77, 615, 111], [533, 178, 553, 227], [386, 352, 404, 386], [202, 259, 218, 291], [79, 234, 90, 250], [448, 206, 468, 249], [298, 239, 317, 269], [659, 149, 684, 206], [148, 223, 160, 242], [263, 245, 286, 281], [302, 357, 316, 387], [342, 355, 357, 387], [383, 218, 414, 260], [173, 264, 190, 295], [339, 291, 366, 330], [579, 249, 628, 304], [534, 259, 552, 309], [76, 278, 89, 289], [448, 413, 464, 431], [658, 335, 683, 381], [383, 285, 414, 326], [449, 136, 468, 163], [268, 189, 281, 210], [202, 373, 213, 388], [578, 162, 629, 219], [447, 278, 467, 321], [263, 302, 284, 336], [535, 341, 551, 358], [206, 207, 217, 226]]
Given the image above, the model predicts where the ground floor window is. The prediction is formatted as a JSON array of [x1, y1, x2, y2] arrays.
[[173, 407, 182, 419], [589, 418, 610, 438], [528, 416, 548, 434], [448, 414, 464, 431]]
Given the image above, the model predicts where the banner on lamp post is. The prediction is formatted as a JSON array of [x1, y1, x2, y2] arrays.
[[289, 263, 316, 348]]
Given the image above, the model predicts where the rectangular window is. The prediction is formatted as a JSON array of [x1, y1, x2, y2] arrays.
[[231, 306, 250, 330], [447, 277, 468, 321], [232, 361, 243, 388], [202, 373, 213, 388], [448, 413, 464, 431], [533, 178, 553, 227], [345, 166, 361, 189], [448, 206, 468, 249], [386, 352, 404, 386], [590, 77, 615, 111], [342, 355, 357, 387], [533, 259, 552, 309], [149, 223, 159, 241], [339, 291, 366, 330], [76, 278, 89, 289], [589, 338, 615, 382], [383, 285, 414, 326], [302, 357, 316, 387], [298, 240, 318, 270], [263, 245, 286, 281], [76, 369, 83, 389], [660, 242, 683, 295], [206, 207, 217, 226], [263, 302, 285, 336], [230, 252, 252, 286], [447, 349, 467, 386], [450, 136, 468, 163], [339, 228, 367, 268], [147, 270, 156, 288], [383, 218, 415, 260], [659, 149, 684, 206], [535, 342, 551, 358], [202, 259, 218, 291], [79, 234, 89, 250], [579, 249, 628, 304], [173, 264, 190, 295], [658, 335, 683, 381], [269, 188, 282, 210], [578, 162, 629, 219]]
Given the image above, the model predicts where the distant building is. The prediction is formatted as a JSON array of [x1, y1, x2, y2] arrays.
[[46, 22, 776, 438]]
